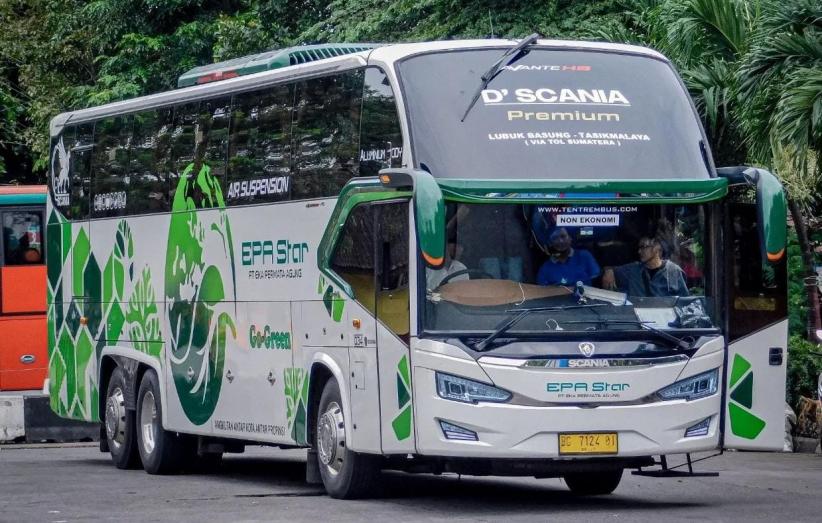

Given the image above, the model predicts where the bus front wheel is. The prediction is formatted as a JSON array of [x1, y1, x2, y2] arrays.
[[315, 378, 380, 498], [135, 369, 185, 474], [104, 367, 139, 469], [563, 469, 623, 495]]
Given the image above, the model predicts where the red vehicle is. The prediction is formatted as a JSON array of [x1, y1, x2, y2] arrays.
[[0, 185, 47, 390]]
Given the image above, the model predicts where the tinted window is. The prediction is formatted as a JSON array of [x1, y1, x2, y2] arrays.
[[91, 116, 131, 217], [375, 202, 410, 339], [168, 102, 198, 200], [728, 190, 787, 341], [332, 204, 375, 314], [53, 124, 93, 220], [168, 98, 230, 199], [2, 210, 44, 265], [127, 108, 173, 213], [359, 68, 404, 177], [292, 71, 364, 199], [196, 98, 231, 182], [228, 84, 293, 205], [398, 49, 709, 180]]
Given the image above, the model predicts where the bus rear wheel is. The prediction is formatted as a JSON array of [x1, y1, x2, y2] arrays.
[[104, 367, 139, 469], [316, 378, 380, 499], [136, 369, 185, 475], [563, 469, 623, 495]]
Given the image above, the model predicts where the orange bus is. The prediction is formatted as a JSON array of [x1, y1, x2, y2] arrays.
[[0, 185, 47, 390]]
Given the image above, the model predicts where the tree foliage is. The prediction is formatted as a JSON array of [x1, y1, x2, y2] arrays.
[[0, 2, 819, 304]]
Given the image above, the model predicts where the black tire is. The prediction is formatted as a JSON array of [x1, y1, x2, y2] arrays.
[[135, 369, 185, 474], [316, 378, 380, 499], [104, 366, 140, 469], [563, 469, 623, 495]]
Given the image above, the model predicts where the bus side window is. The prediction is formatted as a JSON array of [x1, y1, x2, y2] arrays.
[[227, 84, 294, 205], [169, 102, 198, 200], [195, 97, 231, 182], [360, 68, 403, 177], [57, 124, 93, 220], [328, 201, 410, 339], [128, 108, 173, 214], [2, 210, 44, 265], [728, 199, 787, 341], [375, 202, 410, 339], [91, 115, 131, 218], [292, 70, 364, 199], [331, 204, 376, 315]]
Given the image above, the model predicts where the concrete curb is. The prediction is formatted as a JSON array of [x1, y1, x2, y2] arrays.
[[0, 392, 98, 443], [794, 436, 822, 454]]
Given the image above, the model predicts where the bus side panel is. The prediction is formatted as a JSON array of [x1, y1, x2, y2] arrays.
[[210, 300, 294, 443], [89, 215, 166, 373], [47, 214, 99, 421], [0, 266, 47, 391], [1, 265, 47, 313], [378, 322, 415, 454], [0, 315, 47, 390], [345, 297, 382, 453], [223, 201, 338, 444], [723, 320, 789, 451]]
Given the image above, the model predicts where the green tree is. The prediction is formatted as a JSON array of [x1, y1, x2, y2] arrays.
[[598, 0, 821, 340]]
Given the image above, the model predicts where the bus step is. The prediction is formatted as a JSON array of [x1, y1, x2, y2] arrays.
[[632, 469, 719, 478], [631, 453, 719, 478]]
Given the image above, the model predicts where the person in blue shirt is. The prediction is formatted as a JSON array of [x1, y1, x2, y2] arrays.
[[536, 227, 601, 286]]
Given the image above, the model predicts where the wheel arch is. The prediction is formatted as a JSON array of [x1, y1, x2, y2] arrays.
[[306, 353, 352, 449], [99, 346, 167, 427]]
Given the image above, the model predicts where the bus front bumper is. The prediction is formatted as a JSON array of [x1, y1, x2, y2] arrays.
[[413, 366, 721, 459]]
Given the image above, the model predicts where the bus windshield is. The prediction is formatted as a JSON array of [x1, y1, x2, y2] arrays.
[[423, 202, 716, 338], [397, 48, 709, 180]]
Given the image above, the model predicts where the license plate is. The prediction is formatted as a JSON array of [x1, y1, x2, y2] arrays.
[[559, 432, 618, 455]]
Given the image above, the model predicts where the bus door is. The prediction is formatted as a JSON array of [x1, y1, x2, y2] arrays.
[[373, 201, 413, 454], [723, 176, 788, 451], [0, 204, 47, 390], [327, 199, 412, 454]]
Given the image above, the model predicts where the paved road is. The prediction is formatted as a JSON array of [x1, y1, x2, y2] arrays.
[[1, 444, 820, 522]]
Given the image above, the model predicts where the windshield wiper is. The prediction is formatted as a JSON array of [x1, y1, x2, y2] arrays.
[[475, 303, 607, 352], [561, 318, 692, 350], [460, 33, 541, 122]]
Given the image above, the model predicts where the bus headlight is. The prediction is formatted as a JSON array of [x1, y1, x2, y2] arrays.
[[435, 372, 511, 404], [657, 369, 719, 401]]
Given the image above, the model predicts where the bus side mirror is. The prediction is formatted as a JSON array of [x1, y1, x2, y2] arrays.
[[379, 168, 446, 269], [717, 166, 787, 264]]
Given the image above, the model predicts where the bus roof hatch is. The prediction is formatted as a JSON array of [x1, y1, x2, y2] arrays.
[[177, 43, 380, 88]]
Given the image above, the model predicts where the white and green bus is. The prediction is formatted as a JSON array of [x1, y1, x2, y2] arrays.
[[47, 38, 789, 498]]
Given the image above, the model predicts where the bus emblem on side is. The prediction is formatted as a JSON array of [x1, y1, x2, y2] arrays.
[[578, 342, 596, 358], [51, 137, 70, 206]]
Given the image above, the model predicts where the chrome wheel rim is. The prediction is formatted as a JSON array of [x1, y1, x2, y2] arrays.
[[105, 387, 126, 450], [317, 401, 345, 475], [140, 390, 158, 456]]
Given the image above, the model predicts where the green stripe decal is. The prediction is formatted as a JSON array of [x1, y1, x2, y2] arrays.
[[0, 193, 46, 205], [437, 177, 728, 204], [729, 403, 766, 439], [392, 355, 412, 441], [728, 354, 766, 440], [730, 372, 753, 409], [729, 354, 751, 388]]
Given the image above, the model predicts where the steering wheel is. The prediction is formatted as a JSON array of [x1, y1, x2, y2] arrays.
[[438, 268, 495, 286]]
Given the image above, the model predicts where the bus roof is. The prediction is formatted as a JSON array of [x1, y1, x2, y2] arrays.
[[50, 39, 669, 135], [177, 43, 379, 88], [0, 185, 47, 206]]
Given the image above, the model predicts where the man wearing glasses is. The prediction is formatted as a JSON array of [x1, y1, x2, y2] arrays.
[[601, 236, 689, 297]]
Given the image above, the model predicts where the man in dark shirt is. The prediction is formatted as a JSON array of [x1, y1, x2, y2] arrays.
[[601, 236, 688, 297]]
